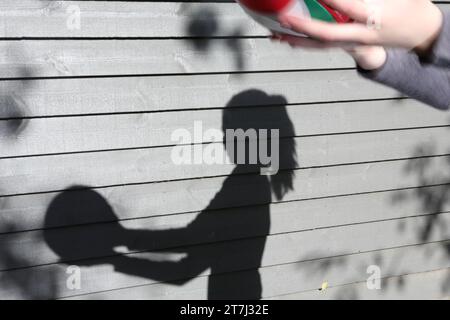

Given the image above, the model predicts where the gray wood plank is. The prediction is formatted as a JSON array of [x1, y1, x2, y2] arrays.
[[0, 40, 353, 77], [3, 240, 447, 299], [0, 2, 263, 38], [1, 203, 449, 271], [2, 99, 447, 157], [0, 70, 400, 118], [267, 268, 450, 300], [63, 248, 450, 300], [80, 251, 449, 300], [1, 2, 448, 38], [2, 156, 450, 233], [65, 249, 450, 300], [1, 127, 449, 197]]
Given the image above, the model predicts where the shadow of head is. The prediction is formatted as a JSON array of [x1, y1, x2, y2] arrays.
[[44, 186, 125, 265], [222, 89, 297, 200]]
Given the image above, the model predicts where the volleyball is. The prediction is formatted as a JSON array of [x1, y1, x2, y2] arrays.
[[236, 0, 351, 36]]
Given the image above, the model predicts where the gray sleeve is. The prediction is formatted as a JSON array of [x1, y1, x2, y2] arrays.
[[358, 10, 450, 110], [421, 10, 450, 67], [358, 49, 450, 110]]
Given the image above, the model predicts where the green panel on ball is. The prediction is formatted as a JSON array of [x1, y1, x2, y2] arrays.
[[304, 0, 336, 23]]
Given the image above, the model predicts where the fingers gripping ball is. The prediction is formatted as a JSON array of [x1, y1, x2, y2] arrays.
[[237, 0, 351, 36]]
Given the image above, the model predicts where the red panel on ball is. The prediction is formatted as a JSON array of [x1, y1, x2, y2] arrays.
[[239, 0, 293, 13], [317, 0, 352, 23]]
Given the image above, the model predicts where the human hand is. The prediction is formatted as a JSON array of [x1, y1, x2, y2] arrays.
[[278, 0, 443, 53]]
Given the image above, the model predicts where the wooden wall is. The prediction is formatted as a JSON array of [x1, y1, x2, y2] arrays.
[[0, 0, 449, 300]]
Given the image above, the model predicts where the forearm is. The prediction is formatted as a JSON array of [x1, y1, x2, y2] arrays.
[[358, 49, 450, 110], [357, 10, 450, 110]]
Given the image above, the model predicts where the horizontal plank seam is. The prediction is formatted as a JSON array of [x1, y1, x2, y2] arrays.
[[0, 67, 356, 81], [55, 240, 450, 300], [262, 266, 450, 299], [2, 183, 450, 235], [1, 213, 449, 273], [0, 36, 270, 41], [1, 154, 450, 198], [0, 125, 447, 161], [0, 97, 410, 121], [3, 180, 450, 236]]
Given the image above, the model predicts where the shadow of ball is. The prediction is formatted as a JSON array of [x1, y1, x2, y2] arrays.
[[44, 186, 125, 264]]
